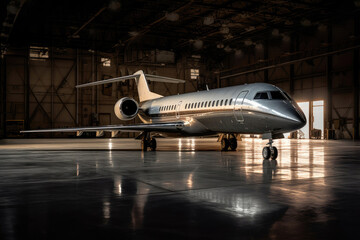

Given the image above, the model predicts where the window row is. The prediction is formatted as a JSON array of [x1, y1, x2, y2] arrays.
[[159, 105, 176, 111], [184, 99, 233, 110]]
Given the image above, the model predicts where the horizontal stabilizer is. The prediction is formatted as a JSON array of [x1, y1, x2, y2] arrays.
[[76, 74, 185, 88]]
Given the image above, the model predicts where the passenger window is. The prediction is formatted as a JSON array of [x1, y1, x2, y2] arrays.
[[185, 104, 188, 109], [229, 99, 232, 105], [254, 92, 269, 99], [212, 101, 215, 107], [220, 100, 223, 106], [270, 91, 286, 100], [201, 102, 204, 108], [224, 99, 228, 106], [191, 103, 194, 109], [216, 100, 219, 106]]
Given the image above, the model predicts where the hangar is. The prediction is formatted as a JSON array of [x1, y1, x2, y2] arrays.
[[0, 0, 360, 239]]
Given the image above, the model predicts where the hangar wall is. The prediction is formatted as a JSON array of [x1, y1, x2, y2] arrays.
[[1, 48, 201, 138]]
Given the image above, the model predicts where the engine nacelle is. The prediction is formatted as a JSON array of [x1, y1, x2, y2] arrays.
[[114, 97, 139, 120]]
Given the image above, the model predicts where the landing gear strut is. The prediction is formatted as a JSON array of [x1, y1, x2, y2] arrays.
[[262, 139, 278, 160], [221, 134, 238, 151], [141, 132, 157, 151]]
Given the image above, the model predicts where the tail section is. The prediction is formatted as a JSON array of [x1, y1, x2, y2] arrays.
[[76, 69, 185, 102], [133, 70, 163, 102]]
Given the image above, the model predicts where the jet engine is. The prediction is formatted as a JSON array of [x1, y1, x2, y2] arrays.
[[114, 97, 139, 120]]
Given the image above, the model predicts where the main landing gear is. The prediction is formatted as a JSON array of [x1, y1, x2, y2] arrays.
[[141, 132, 157, 151], [262, 139, 278, 160], [221, 134, 238, 151]]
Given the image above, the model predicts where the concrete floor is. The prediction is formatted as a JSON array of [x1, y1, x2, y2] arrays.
[[0, 138, 360, 240]]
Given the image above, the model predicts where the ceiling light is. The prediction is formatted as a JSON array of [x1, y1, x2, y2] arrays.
[[220, 26, 230, 34], [108, 0, 121, 11], [224, 46, 232, 52], [129, 31, 139, 37], [235, 49, 243, 57], [301, 19, 312, 27], [193, 40, 203, 49], [255, 43, 263, 50], [203, 16, 214, 25], [165, 12, 179, 21], [244, 39, 253, 46], [282, 34, 290, 42], [272, 29, 280, 37], [217, 43, 224, 49], [245, 26, 255, 32]]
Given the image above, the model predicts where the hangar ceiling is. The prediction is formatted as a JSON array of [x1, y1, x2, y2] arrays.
[[0, 0, 358, 54]]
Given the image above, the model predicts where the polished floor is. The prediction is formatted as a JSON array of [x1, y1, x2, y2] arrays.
[[0, 138, 360, 240]]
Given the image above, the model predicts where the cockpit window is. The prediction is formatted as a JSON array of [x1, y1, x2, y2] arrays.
[[254, 92, 269, 99], [270, 91, 286, 100]]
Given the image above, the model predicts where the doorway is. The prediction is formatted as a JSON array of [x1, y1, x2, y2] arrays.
[[312, 100, 324, 139]]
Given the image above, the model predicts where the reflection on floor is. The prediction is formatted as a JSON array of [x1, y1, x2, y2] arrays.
[[0, 138, 359, 240]]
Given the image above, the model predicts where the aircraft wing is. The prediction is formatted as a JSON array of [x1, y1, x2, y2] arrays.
[[20, 122, 184, 134]]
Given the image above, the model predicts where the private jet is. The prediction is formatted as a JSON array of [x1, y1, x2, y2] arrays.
[[21, 70, 306, 159]]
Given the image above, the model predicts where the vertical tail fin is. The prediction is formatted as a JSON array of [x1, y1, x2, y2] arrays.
[[134, 70, 163, 102]]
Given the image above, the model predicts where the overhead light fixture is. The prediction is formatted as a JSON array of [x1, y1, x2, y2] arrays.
[[165, 12, 179, 21], [301, 19, 312, 27], [108, 0, 121, 11], [2, 22, 13, 27], [244, 39, 253, 46], [220, 25, 230, 34], [282, 34, 290, 43], [235, 49, 243, 57], [129, 31, 139, 37], [224, 46, 232, 52], [245, 26, 255, 32], [6, 1, 19, 15], [255, 43, 263, 51], [272, 29, 280, 37], [193, 40, 203, 49], [203, 16, 214, 25]]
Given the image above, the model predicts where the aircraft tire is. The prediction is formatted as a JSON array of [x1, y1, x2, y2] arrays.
[[271, 147, 278, 160], [262, 146, 271, 159], [221, 138, 230, 151], [149, 138, 157, 151], [229, 137, 237, 151]]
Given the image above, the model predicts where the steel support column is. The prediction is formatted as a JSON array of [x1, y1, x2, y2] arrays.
[[76, 49, 79, 126], [24, 54, 29, 132], [354, 15, 360, 140], [289, 34, 297, 95], [264, 40, 269, 83], [327, 24, 333, 130], [0, 56, 6, 138]]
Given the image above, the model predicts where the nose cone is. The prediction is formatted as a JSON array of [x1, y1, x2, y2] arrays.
[[287, 105, 306, 130]]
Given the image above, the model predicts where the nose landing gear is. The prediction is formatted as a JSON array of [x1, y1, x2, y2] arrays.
[[262, 139, 278, 160]]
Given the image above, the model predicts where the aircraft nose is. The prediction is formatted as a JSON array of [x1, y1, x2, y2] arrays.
[[290, 105, 306, 129]]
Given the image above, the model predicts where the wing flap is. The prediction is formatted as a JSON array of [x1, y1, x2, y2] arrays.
[[20, 122, 184, 134]]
